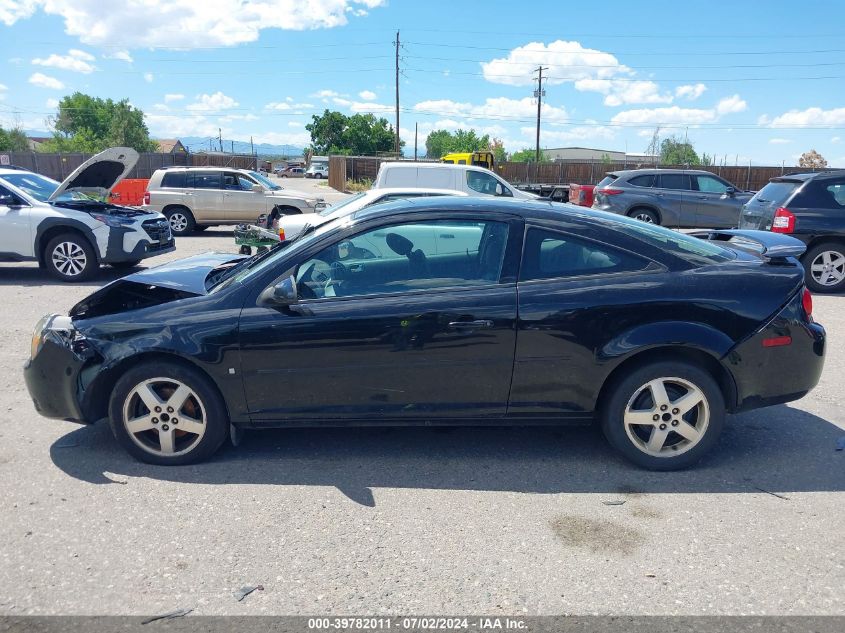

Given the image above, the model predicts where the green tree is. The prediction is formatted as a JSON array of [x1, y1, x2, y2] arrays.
[[41, 92, 157, 153], [510, 148, 550, 163], [306, 109, 401, 155], [659, 135, 701, 166], [424, 128, 492, 159], [425, 129, 453, 159], [489, 138, 507, 164], [0, 126, 30, 151]]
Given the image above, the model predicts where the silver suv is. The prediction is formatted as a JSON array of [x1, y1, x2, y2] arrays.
[[144, 167, 326, 235], [592, 168, 752, 228]]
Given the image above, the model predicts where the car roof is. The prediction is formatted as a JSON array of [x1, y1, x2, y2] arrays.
[[367, 187, 469, 196], [379, 161, 495, 173], [771, 170, 845, 183], [608, 168, 724, 177]]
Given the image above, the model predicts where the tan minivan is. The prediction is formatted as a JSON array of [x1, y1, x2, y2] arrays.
[[143, 167, 326, 235]]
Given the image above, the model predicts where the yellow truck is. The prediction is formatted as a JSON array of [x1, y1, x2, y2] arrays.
[[440, 151, 495, 170]]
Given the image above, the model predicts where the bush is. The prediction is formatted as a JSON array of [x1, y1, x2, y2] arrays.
[[345, 178, 373, 192]]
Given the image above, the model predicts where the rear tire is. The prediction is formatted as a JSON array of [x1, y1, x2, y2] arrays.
[[44, 232, 98, 282], [164, 206, 196, 236], [600, 361, 724, 470], [109, 361, 229, 465], [803, 242, 845, 293], [628, 208, 660, 225]]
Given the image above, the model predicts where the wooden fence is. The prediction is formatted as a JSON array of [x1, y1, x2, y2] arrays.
[[0, 151, 257, 181], [327, 154, 823, 193]]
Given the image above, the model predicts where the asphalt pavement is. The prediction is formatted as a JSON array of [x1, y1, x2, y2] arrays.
[[0, 181, 842, 615]]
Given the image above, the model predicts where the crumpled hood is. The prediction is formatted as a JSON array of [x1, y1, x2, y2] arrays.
[[69, 253, 245, 319]]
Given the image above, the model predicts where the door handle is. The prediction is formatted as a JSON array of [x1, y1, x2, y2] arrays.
[[448, 320, 494, 330], [440, 233, 455, 239]]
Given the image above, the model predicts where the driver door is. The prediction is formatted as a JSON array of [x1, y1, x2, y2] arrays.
[[237, 216, 519, 422], [0, 184, 32, 257]]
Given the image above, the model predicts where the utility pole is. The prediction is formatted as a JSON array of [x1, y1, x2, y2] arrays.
[[394, 29, 400, 156], [218, 128, 223, 153], [231, 141, 234, 153], [250, 136, 255, 156], [533, 66, 547, 163], [414, 122, 418, 161]]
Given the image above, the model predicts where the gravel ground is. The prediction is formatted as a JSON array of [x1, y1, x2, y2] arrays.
[[0, 181, 843, 615]]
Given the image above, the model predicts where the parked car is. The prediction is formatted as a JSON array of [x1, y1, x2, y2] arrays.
[[568, 183, 595, 207], [0, 147, 173, 281], [24, 198, 824, 470], [738, 170, 845, 293], [592, 168, 753, 228], [305, 164, 328, 179], [373, 162, 538, 200], [279, 167, 305, 178], [275, 188, 468, 239], [143, 167, 326, 235]]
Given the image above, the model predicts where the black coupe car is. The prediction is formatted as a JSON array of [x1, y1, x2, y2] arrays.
[[24, 198, 825, 470]]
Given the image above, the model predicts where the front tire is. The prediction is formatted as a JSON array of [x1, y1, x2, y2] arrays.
[[164, 207, 196, 236], [803, 242, 845, 293], [600, 361, 724, 470], [44, 232, 98, 282], [628, 208, 660, 225], [109, 361, 229, 465]]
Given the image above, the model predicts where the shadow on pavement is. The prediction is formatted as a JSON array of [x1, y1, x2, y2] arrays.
[[49, 404, 845, 506]]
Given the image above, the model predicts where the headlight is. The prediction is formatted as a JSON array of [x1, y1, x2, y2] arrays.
[[91, 213, 135, 227], [30, 315, 50, 360]]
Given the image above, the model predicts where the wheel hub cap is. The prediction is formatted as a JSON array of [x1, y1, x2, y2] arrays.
[[623, 377, 709, 458], [122, 378, 206, 456], [810, 250, 845, 286], [51, 242, 87, 276]]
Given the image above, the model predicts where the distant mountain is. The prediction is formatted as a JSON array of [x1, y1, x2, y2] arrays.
[[177, 136, 304, 158]]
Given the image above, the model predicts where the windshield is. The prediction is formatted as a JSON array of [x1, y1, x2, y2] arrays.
[[606, 212, 735, 264], [248, 170, 282, 191], [0, 172, 93, 202], [318, 191, 367, 217]]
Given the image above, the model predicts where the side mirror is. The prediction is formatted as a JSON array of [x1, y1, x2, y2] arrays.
[[252, 184, 264, 193], [258, 275, 298, 306], [725, 186, 737, 197]]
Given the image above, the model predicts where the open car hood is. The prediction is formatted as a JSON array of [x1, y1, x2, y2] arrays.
[[69, 253, 245, 319], [48, 146, 139, 201]]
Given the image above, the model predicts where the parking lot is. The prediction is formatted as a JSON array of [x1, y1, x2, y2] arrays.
[[0, 178, 843, 616]]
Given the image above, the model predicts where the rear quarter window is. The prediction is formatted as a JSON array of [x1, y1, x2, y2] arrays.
[[752, 181, 800, 206], [596, 175, 617, 188], [160, 172, 186, 188], [627, 174, 655, 188], [791, 179, 845, 209]]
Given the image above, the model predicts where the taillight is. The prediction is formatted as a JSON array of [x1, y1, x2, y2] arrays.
[[772, 207, 795, 233], [143, 191, 150, 205], [802, 287, 813, 318], [599, 188, 624, 195]]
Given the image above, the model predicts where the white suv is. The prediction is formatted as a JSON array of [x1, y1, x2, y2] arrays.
[[144, 167, 327, 235], [0, 147, 174, 282]]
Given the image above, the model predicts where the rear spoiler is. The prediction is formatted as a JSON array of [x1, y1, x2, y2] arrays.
[[689, 229, 806, 261]]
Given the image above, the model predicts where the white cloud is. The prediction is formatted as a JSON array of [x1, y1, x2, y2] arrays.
[[103, 50, 133, 63], [574, 79, 672, 106], [187, 91, 238, 112], [524, 122, 616, 145], [32, 49, 96, 73], [28, 72, 64, 90], [358, 90, 377, 101], [251, 130, 312, 147], [144, 113, 223, 139], [152, 103, 169, 111], [768, 107, 845, 128], [348, 101, 393, 114], [611, 106, 717, 126], [769, 138, 791, 144], [143, 72, 154, 83], [265, 101, 314, 112], [832, 136, 841, 144], [164, 93, 184, 102], [45, 97, 59, 108], [716, 94, 747, 115], [2, 0, 386, 48], [675, 83, 707, 100], [0, 83, 5, 101], [312, 89, 340, 98], [481, 40, 629, 87], [414, 97, 568, 125]]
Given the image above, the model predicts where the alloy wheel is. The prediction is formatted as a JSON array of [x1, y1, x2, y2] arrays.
[[623, 377, 710, 458], [810, 250, 845, 287], [122, 378, 207, 456], [633, 212, 655, 223], [51, 241, 88, 277], [168, 213, 188, 233]]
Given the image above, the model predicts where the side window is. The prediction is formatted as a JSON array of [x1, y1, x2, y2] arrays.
[[520, 228, 649, 282], [237, 175, 257, 191], [696, 175, 729, 194], [0, 183, 24, 205], [295, 220, 509, 299], [627, 174, 655, 188], [161, 171, 186, 188], [658, 174, 691, 191], [466, 170, 511, 196], [193, 171, 222, 189], [826, 182, 845, 207]]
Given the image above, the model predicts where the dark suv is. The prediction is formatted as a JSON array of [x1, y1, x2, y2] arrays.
[[739, 170, 845, 293], [592, 168, 752, 228]]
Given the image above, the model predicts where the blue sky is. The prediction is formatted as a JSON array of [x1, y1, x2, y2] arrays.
[[2, 0, 845, 164]]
